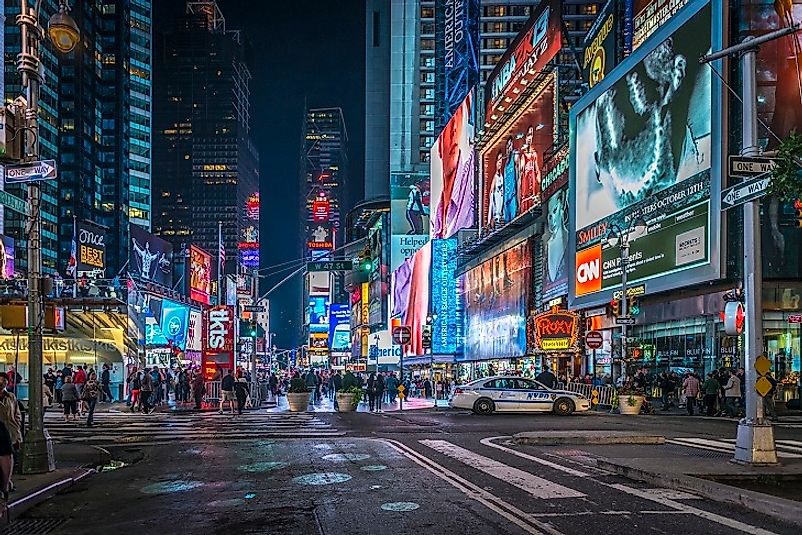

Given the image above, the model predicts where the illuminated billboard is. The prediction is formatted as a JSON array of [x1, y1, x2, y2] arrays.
[[569, 0, 720, 307], [0, 235, 14, 279], [130, 224, 173, 287], [390, 171, 430, 271], [582, 0, 618, 89], [431, 238, 459, 354], [187, 309, 202, 352], [160, 299, 189, 350], [328, 304, 350, 352], [631, 0, 690, 52], [189, 245, 212, 304], [77, 220, 106, 274], [307, 224, 334, 250], [484, 0, 561, 124], [430, 92, 475, 240], [542, 186, 569, 303], [461, 240, 532, 360], [308, 296, 329, 332], [481, 74, 556, 234], [434, 0, 479, 128], [393, 241, 431, 357]]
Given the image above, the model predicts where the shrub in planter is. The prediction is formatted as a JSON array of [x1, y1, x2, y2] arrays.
[[336, 386, 363, 412], [287, 377, 310, 412]]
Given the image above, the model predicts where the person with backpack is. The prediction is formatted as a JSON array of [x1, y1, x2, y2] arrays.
[[234, 372, 250, 415]]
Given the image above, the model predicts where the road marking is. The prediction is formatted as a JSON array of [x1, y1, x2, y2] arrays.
[[667, 437, 802, 458], [381, 439, 561, 535], [419, 439, 585, 499], [480, 436, 590, 477], [535, 510, 689, 517]]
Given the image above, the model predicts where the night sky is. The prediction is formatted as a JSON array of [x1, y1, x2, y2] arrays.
[[155, 1, 366, 349]]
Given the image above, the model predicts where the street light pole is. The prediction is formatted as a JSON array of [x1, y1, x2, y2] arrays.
[[619, 241, 629, 386]]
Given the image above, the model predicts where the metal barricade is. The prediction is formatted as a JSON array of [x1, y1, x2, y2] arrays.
[[557, 382, 616, 408], [205, 381, 221, 402]]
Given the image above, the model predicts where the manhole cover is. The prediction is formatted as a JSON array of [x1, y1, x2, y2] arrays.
[[0, 518, 65, 534]]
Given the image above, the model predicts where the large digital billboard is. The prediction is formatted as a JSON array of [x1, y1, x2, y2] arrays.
[[160, 299, 189, 350], [631, 0, 690, 52], [462, 240, 531, 360], [431, 238, 459, 354], [393, 241, 431, 357], [130, 224, 173, 287], [542, 187, 569, 303], [0, 235, 14, 279], [187, 309, 202, 352], [328, 304, 350, 352], [77, 220, 107, 274], [430, 92, 475, 240], [582, 0, 618, 89], [390, 171, 430, 271], [569, 0, 720, 307], [485, 0, 561, 123], [434, 0, 479, 129], [308, 296, 329, 332], [189, 245, 212, 304], [481, 75, 556, 234]]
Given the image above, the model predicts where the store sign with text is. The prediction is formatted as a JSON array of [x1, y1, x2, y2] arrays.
[[529, 310, 580, 352], [77, 220, 106, 273]]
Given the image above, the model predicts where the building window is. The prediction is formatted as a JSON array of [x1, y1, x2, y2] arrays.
[[372, 11, 381, 47], [421, 7, 433, 18], [421, 39, 435, 51]]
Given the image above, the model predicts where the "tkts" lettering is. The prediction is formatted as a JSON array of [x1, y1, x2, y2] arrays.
[[208, 309, 231, 350]]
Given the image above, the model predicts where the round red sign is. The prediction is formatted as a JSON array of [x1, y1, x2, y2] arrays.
[[585, 330, 603, 350]]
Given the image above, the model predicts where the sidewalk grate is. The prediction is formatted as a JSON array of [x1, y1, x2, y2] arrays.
[[0, 519, 65, 535]]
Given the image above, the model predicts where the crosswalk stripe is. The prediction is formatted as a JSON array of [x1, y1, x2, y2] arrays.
[[667, 437, 802, 458], [419, 439, 585, 499]]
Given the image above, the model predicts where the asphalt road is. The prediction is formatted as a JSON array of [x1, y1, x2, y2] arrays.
[[14, 409, 802, 535]]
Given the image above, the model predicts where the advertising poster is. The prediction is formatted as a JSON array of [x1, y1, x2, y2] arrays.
[[189, 245, 212, 304], [485, 0, 561, 122], [202, 305, 235, 378], [160, 299, 189, 350], [434, 0, 480, 129], [542, 187, 569, 303], [582, 0, 617, 88], [77, 220, 107, 274], [308, 271, 331, 296], [307, 224, 334, 250], [482, 76, 556, 233], [308, 296, 329, 332], [187, 309, 203, 352], [570, 1, 715, 307], [328, 304, 351, 351], [431, 238, 459, 354], [390, 171, 430, 271], [461, 240, 532, 360], [631, 0, 690, 51], [130, 224, 173, 286], [0, 234, 14, 280], [396, 241, 431, 356], [430, 92, 475, 240], [239, 243, 259, 268]]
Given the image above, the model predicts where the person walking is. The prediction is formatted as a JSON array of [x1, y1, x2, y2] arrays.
[[60, 375, 79, 421], [535, 367, 557, 389], [723, 370, 742, 418], [659, 372, 676, 411], [191, 371, 206, 409], [55, 371, 64, 407], [268, 372, 279, 401], [764, 372, 778, 421], [0, 373, 21, 506], [234, 373, 249, 415], [682, 372, 701, 416], [367, 373, 378, 412], [82, 371, 102, 426], [374, 373, 386, 412], [304, 369, 319, 405], [702, 372, 721, 417], [100, 364, 113, 403], [219, 369, 236, 415], [139, 369, 154, 414], [73, 365, 87, 416]]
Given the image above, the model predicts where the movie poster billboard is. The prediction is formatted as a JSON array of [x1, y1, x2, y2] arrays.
[[582, 0, 618, 89], [390, 171, 430, 271], [431, 238, 459, 354], [485, 0, 561, 123], [393, 241, 431, 356], [461, 240, 532, 360], [189, 245, 212, 304], [569, 0, 720, 307], [77, 220, 107, 274], [430, 92, 475, 240], [542, 186, 569, 303], [160, 299, 189, 350], [434, 0, 480, 129], [481, 75, 556, 234], [631, 0, 690, 52], [0, 235, 14, 279], [130, 224, 173, 286]]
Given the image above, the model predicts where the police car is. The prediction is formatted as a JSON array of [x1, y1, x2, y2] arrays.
[[449, 376, 591, 415]]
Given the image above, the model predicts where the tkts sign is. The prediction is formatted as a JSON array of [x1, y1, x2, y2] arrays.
[[529, 309, 580, 352], [203, 305, 235, 354]]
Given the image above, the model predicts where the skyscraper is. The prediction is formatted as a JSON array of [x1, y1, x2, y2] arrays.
[[3, 0, 153, 275], [152, 0, 259, 274]]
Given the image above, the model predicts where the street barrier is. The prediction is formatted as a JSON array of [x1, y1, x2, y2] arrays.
[[556, 382, 616, 408], [205, 381, 221, 402]]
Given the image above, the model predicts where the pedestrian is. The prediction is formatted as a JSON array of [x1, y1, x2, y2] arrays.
[[219, 369, 236, 415], [129, 369, 142, 412], [191, 371, 206, 409], [44, 368, 56, 397], [0, 373, 21, 504], [305, 368, 319, 405], [423, 378, 432, 398], [82, 371, 102, 426], [702, 372, 721, 417], [723, 370, 742, 417], [269, 372, 279, 400], [682, 372, 701, 416], [55, 371, 64, 406], [764, 372, 778, 421], [139, 369, 154, 414], [101, 364, 113, 403], [73, 365, 87, 416], [659, 372, 676, 411], [60, 375, 79, 421], [234, 372, 249, 415], [535, 367, 557, 389], [367, 373, 378, 411]]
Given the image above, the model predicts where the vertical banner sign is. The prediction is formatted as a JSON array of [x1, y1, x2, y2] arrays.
[[189, 245, 212, 304], [202, 305, 235, 379], [582, 0, 617, 88], [431, 238, 459, 354], [435, 0, 480, 130], [77, 220, 106, 274], [390, 172, 430, 271], [0, 235, 15, 279]]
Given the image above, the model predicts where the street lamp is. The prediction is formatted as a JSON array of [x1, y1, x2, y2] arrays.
[[17, 0, 80, 474], [604, 217, 646, 386]]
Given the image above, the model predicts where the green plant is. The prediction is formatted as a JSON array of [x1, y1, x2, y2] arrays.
[[626, 395, 637, 407], [339, 386, 363, 407], [288, 377, 309, 393], [769, 131, 802, 199]]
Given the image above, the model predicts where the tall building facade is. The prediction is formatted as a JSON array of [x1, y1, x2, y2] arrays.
[[152, 0, 259, 273], [3, 0, 153, 275]]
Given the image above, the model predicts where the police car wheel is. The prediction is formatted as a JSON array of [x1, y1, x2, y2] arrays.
[[473, 398, 495, 415], [553, 398, 575, 416]]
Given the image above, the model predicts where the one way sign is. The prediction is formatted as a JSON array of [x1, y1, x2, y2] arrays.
[[721, 175, 771, 210], [4, 160, 58, 184]]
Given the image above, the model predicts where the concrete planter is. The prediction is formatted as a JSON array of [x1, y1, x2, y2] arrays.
[[336, 393, 357, 412], [619, 395, 645, 415], [286, 392, 309, 412]]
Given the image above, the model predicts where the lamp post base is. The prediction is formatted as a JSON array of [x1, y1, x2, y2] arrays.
[[21, 428, 55, 474], [732, 420, 778, 466]]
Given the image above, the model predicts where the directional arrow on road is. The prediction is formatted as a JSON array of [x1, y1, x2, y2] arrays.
[[4, 159, 58, 184], [721, 174, 771, 211]]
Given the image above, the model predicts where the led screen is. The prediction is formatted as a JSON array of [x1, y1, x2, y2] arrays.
[[189, 245, 212, 304]]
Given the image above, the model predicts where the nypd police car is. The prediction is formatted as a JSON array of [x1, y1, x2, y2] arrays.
[[449, 376, 591, 415]]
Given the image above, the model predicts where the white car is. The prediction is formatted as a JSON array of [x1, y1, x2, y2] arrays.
[[449, 376, 591, 416]]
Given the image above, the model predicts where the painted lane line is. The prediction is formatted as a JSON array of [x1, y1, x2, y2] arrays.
[[419, 439, 585, 499], [535, 510, 689, 517], [381, 439, 562, 535], [668, 438, 802, 458], [607, 483, 780, 535], [480, 437, 590, 477]]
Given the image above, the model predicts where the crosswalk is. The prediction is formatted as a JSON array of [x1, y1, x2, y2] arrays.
[[667, 436, 802, 458], [43, 411, 344, 446]]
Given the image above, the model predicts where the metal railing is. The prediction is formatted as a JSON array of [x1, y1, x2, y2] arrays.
[[203, 380, 264, 406], [556, 382, 616, 408]]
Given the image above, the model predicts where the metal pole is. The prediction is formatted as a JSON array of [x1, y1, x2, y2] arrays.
[[733, 41, 777, 465], [619, 241, 629, 386], [399, 345, 404, 411], [18, 0, 55, 474], [251, 271, 258, 401]]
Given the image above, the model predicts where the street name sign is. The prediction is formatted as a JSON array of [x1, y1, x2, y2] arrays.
[[4, 159, 57, 184], [0, 189, 30, 216], [615, 317, 636, 325], [242, 305, 265, 313], [307, 260, 354, 272], [721, 175, 771, 211], [728, 155, 777, 178]]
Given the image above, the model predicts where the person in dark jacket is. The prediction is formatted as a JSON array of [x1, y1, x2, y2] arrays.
[[367, 373, 378, 412], [100, 364, 113, 403], [535, 367, 557, 389], [60, 376, 79, 422], [191, 371, 206, 409], [374, 373, 386, 412], [331, 371, 342, 397], [234, 373, 250, 415], [219, 369, 236, 415]]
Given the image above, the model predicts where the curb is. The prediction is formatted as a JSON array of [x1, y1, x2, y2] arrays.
[[514, 432, 665, 446], [8, 467, 96, 520], [597, 459, 802, 529]]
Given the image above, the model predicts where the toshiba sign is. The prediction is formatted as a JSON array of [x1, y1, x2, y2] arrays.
[[575, 244, 602, 296]]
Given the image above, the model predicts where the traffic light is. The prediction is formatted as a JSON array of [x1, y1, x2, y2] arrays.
[[422, 324, 432, 349], [795, 207, 802, 228], [249, 320, 257, 337], [610, 299, 620, 317], [628, 296, 640, 316], [359, 247, 372, 273]]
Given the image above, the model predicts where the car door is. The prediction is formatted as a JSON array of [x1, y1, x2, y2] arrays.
[[483, 379, 515, 411], [516, 378, 552, 412]]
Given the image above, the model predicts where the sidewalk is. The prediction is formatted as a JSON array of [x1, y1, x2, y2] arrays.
[[8, 442, 110, 520]]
